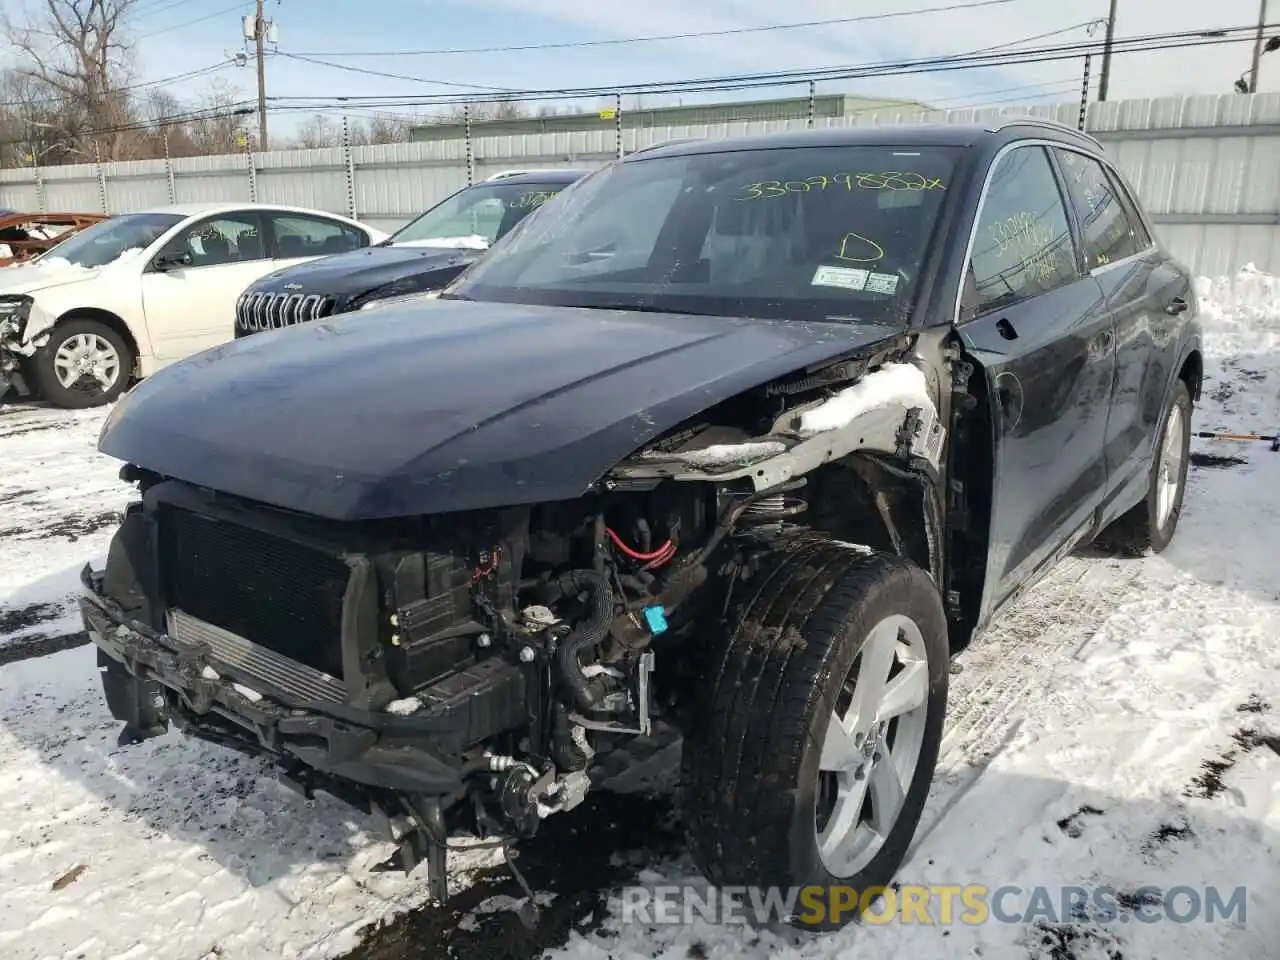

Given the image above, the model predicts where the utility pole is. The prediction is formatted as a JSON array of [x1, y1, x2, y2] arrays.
[[1249, 0, 1270, 93], [255, 0, 268, 150], [1098, 0, 1119, 101]]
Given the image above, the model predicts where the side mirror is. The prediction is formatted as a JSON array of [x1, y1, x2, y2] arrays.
[[153, 250, 192, 271]]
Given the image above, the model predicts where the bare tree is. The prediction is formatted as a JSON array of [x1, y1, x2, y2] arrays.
[[3, 0, 142, 161]]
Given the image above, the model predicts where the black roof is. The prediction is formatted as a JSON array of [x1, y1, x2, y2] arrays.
[[625, 121, 1100, 161]]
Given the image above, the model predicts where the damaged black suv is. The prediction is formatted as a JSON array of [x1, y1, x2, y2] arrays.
[[82, 120, 1200, 928]]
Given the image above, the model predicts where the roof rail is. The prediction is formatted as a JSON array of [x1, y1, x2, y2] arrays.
[[627, 137, 702, 156], [482, 169, 540, 182], [991, 116, 1102, 148]]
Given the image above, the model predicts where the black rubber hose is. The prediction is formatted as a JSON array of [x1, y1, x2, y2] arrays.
[[554, 569, 614, 712]]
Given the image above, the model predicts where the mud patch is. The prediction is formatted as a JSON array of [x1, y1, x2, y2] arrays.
[[0, 421, 63, 439], [1185, 726, 1280, 799], [1026, 920, 1124, 960], [0, 601, 61, 635], [340, 791, 684, 960], [1141, 819, 1194, 855], [1236, 693, 1271, 714], [1055, 804, 1104, 839], [0, 487, 36, 506], [1190, 453, 1246, 469], [0, 630, 89, 667], [40, 510, 121, 543]]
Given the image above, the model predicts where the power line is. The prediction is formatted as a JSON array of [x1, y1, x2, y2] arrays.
[[270, 19, 1097, 101], [12, 26, 1259, 146], [287, 0, 1025, 57], [137, 2, 248, 40], [272, 53, 517, 93], [0, 59, 239, 109], [262, 24, 1273, 109], [132, 0, 206, 19]]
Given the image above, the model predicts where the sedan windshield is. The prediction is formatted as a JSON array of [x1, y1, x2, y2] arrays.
[[449, 145, 962, 324], [41, 212, 183, 268], [388, 180, 570, 249]]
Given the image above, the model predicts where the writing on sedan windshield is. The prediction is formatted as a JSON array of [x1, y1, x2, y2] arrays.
[[737, 172, 946, 200], [835, 232, 886, 263], [510, 190, 559, 209]]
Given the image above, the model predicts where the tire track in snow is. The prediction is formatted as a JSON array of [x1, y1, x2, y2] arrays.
[[912, 551, 1144, 852]]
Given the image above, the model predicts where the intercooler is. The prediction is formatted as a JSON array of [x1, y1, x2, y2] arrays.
[[156, 505, 350, 682]]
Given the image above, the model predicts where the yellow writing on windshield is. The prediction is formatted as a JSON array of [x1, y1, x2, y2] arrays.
[[737, 172, 944, 200], [835, 232, 885, 263]]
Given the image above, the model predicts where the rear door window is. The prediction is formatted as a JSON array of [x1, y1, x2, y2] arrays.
[[1053, 149, 1144, 269]]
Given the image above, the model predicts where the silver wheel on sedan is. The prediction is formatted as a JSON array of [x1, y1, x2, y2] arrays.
[[53, 332, 121, 393]]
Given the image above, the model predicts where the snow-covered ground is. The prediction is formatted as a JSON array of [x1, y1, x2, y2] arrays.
[[1, 268, 1278, 960]]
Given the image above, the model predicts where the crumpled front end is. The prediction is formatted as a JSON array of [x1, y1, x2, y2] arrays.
[[81, 479, 532, 801], [0, 296, 41, 397]]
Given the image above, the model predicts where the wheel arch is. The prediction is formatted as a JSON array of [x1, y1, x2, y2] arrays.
[[1177, 347, 1203, 403], [54, 307, 142, 378]]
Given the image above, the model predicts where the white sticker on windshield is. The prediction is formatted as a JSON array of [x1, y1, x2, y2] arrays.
[[811, 265, 868, 290], [864, 272, 900, 294]]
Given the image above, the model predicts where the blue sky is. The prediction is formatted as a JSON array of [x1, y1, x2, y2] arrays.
[[118, 0, 1280, 136]]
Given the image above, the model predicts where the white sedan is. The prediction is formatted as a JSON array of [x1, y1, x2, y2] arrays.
[[0, 202, 386, 408]]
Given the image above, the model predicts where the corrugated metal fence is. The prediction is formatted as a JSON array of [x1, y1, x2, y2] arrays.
[[4, 92, 1280, 277]]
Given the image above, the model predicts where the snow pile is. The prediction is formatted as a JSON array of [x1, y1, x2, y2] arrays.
[[797, 361, 932, 436], [14, 246, 145, 277], [640, 440, 787, 468], [1195, 263, 1280, 354]]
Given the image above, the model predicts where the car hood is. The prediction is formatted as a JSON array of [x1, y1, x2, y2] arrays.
[[249, 244, 481, 297], [99, 300, 900, 520], [0, 262, 106, 296]]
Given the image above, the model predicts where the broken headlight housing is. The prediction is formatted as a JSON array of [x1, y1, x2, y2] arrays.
[[0, 296, 33, 342]]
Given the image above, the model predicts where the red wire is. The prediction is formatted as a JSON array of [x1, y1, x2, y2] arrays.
[[645, 542, 677, 570], [606, 527, 673, 561]]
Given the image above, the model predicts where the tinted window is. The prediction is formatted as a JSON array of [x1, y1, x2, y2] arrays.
[[969, 146, 1078, 313], [270, 214, 368, 259], [451, 146, 962, 325], [389, 180, 571, 248], [1053, 149, 1142, 269], [170, 213, 264, 267]]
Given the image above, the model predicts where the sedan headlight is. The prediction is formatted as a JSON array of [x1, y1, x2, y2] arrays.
[[357, 290, 441, 312], [0, 296, 33, 340]]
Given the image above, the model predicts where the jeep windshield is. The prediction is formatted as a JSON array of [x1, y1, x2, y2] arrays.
[[386, 180, 568, 250], [448, 144, 962, 324]]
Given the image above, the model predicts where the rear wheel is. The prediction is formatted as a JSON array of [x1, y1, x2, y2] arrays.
[[32, 318, 133, 409], [1097, 380, 1192, 556], [682, 540, 949, 930]]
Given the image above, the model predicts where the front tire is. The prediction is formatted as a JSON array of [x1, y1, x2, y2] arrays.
[[1097, 379, 1192, 556], [682, 540, 949, 930], [32, 318, 133, 409]]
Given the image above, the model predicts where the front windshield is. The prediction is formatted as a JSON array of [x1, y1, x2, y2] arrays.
[[41, 212, 182, 268], [389, 180, 569, 248], [449, 145, 962, 324]]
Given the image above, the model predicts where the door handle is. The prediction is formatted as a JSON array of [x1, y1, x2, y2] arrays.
[[1165, 297, 1188, 316]]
